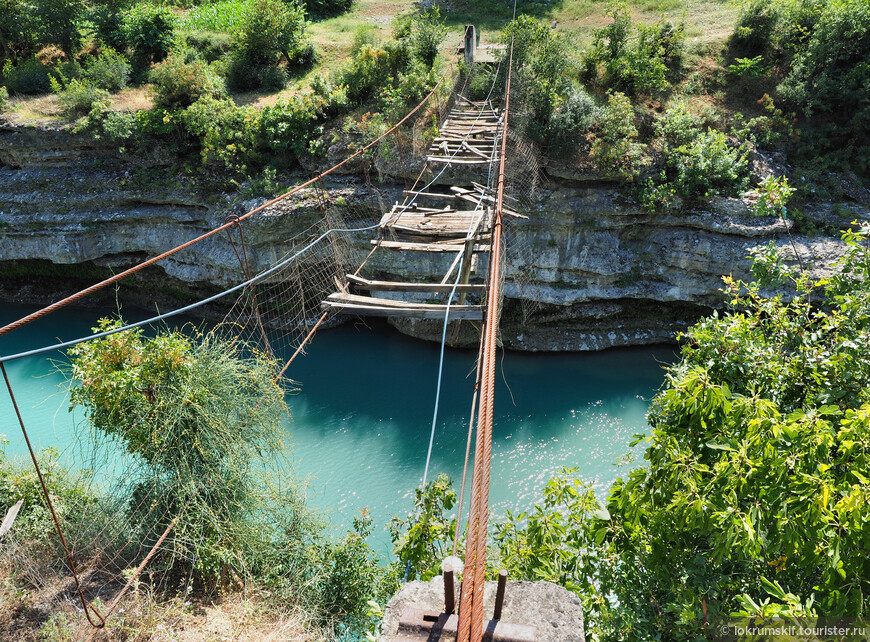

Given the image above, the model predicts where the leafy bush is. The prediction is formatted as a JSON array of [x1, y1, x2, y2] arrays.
[[779, 0, 870, 127], [149, 55, 226, 110], [227, 0, 308, 91], [0, 85, 8, 111], [0, 439, 95, 544], [584, 5, 685, 96], [401, 6, 447, 69], [602, 224, 870, 635], [730, 94, 797, 148], [547, 85, 600, 157], [122, 3, 177, 65], [67, 321, 301, 583], [182, 31, 233, 63], [83, 48, 131, 92], [339, 40, 411, 102], [754, 174, 795, 217], [389, 474, 456, 581], [88, 1, 132, 52], [729, 0, 781, 59], [53, 77, 111, 117], [1, 57, 55, 95], [591, 91, 643, 177], [667, 129, 750, 200], [183, 95, 263, 172], [655, 101, 703, 148], [304, 0, 354, 19]]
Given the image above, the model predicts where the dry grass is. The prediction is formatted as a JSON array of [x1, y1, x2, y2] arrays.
[[0, 555, 328, 642]]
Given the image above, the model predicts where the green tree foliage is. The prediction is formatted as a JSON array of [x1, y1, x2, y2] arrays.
[[584, 4, 685, 96], [604, 223, 870, 636], [500, 15, 573, 143], [34, 0, 86, 59], [122, 3, 177, 65], [0, 0, 37, 65], [228, 0, 308, 90], [393, 6, 447, 69], [389, 473, 456, 581], [67, 322, 300, 583]]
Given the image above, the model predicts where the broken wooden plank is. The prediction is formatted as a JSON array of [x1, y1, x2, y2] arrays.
[[0, 499, 24, 539]]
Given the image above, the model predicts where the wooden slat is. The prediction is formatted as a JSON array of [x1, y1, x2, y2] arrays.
[[346, 274, 485, 294], [323, 293, 484, 320], [426, 156, 494, 165], [374, 239, 491, 252]]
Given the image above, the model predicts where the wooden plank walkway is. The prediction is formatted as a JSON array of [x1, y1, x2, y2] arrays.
[[321, 98, 504, 320]]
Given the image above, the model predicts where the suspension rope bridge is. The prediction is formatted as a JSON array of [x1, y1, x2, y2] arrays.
[[0, 29, 531, 641]]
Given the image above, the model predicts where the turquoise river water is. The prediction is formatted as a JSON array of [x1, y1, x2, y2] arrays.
[[0, 302, 675, 550]]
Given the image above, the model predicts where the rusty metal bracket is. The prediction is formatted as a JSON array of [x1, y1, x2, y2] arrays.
[[393, 607, 536, 641]]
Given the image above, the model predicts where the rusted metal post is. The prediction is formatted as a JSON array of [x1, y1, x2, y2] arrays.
[[444, 562, 456, 614], [494, 569, 508, 620]]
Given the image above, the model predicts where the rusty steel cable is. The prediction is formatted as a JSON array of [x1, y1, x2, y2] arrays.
[[1, 361, 106, 629], [0, 62, 455, 341], [457, 37, 514, 642]]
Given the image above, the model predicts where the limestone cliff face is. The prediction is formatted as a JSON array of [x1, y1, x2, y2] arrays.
[[0, 123, 862, 350]]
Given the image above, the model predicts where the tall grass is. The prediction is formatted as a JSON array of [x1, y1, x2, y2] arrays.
[[179, 0, 254, 33]]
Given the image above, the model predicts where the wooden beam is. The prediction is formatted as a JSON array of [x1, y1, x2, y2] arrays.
[[346, 274, 485, 294], [374, 240, 491, 253]]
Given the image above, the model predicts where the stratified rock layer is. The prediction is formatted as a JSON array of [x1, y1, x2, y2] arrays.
[[1, 123, 864, 350]]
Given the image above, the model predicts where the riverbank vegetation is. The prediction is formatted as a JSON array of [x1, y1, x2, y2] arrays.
[[1, 0, 867, 213]]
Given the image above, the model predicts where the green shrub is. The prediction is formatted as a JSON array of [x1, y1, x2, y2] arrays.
[[304, 0, 354, 19], [149, 55, 226, 110], [67, 322, 300, 584], [668, 129, 750, 200], [227, 0, 308, 91], [500, 15, 574, 142], [183, 95, 264, 172], [53, 77, 111, 117], [779, 0, 870, 126], [339, 40, 411, 102], [74, 100, 136, 143], [655, 101, 703, 148], [83, 48, 131, 92], [122, 3, 177, 65], [547, 86, 600, 157], [235, 0, 307, 67], [378, 60, 437, 119], [729, 0, 781, 59], [402, 6, 447, 69], [0, 438, 95, 544], [754, 175, 795, 217], [183, 31, 233, 63], [591, 91, 643, 177], [1, 57, 55, 94], [0, 85, 8, 111], [584, 5, 685, 96], [730, 94, 796, 148], [88, 2, 131, 52]]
